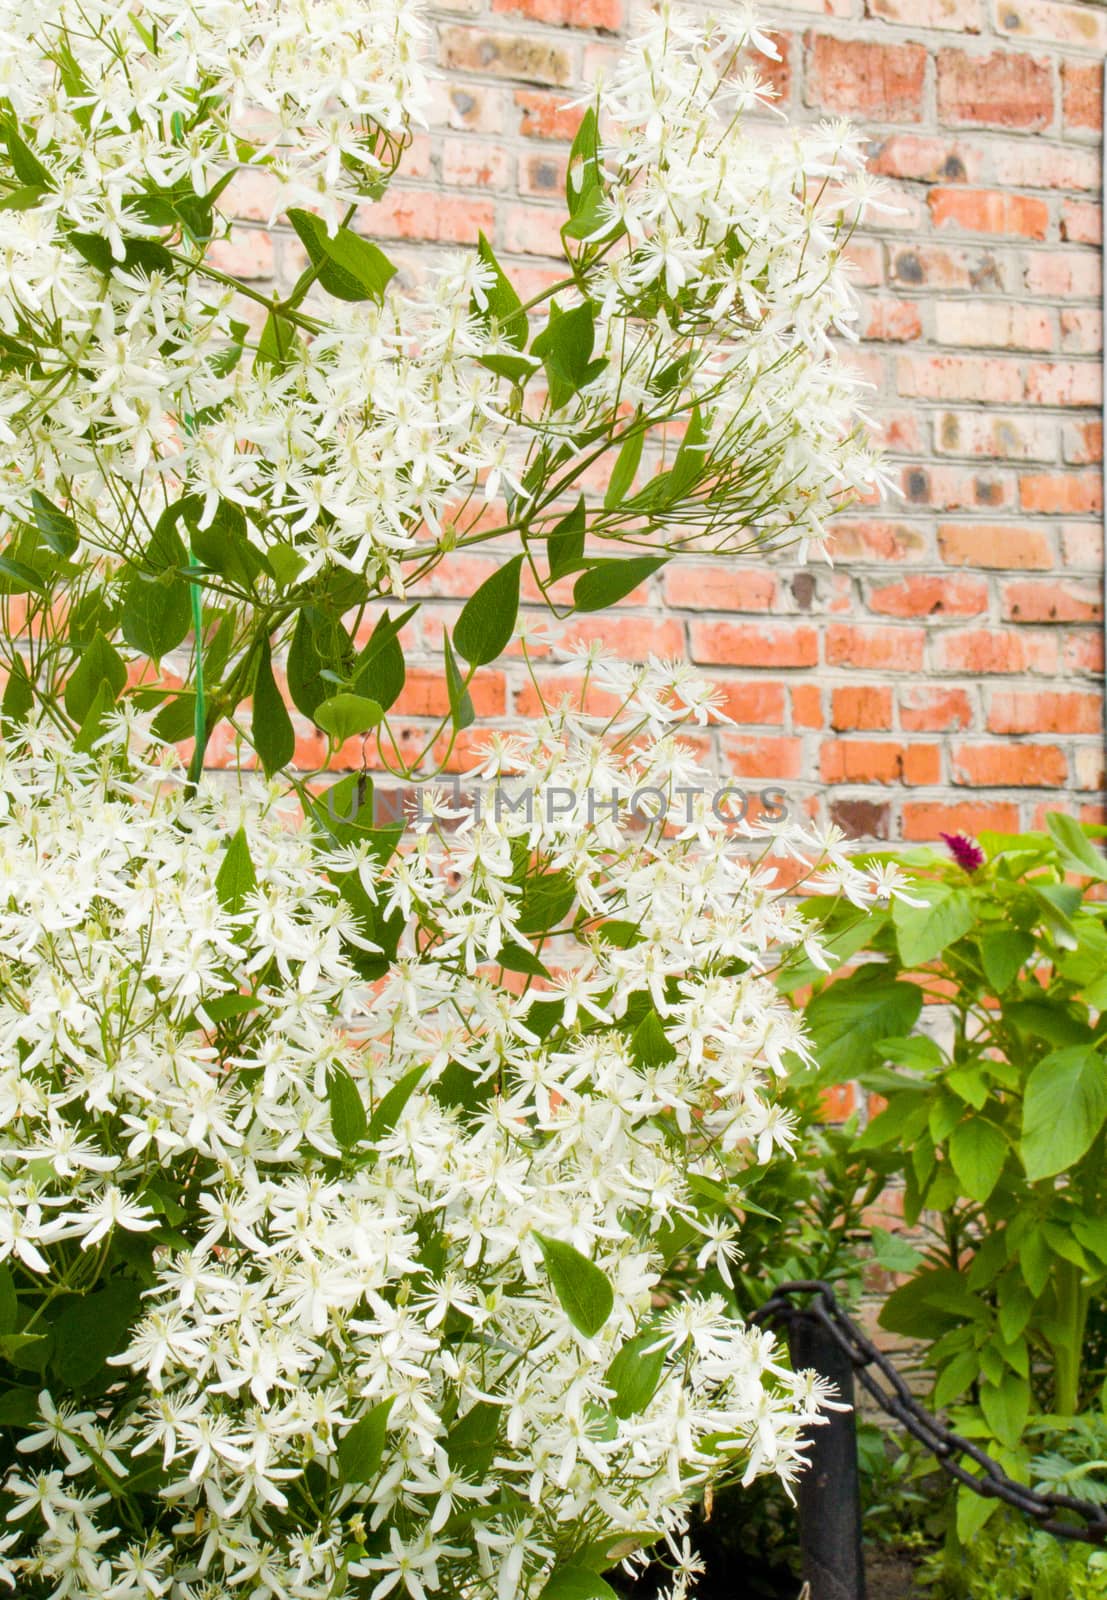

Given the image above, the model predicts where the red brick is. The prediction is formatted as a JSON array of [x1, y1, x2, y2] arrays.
[[832, 686, 894, 731], [791, 684, 824, 730], [722, 734, 805, 781], [933, 629, 1059, 674], [937, 523, 1053, 569], [1062, 200, 1102, 245], [439, 27, 572, 84], [936, 47, 1053, 129], [988, 689, 1101, 735], [361, 189, 495, 243], [663, 568, 777, 612], [864, 299, 923, 342], [1002, 579, 1103, 624], [821, 740, 941, 785], [560, 616, 685, 658], [207, 228, 273, 280], [868, 574, 988, 617], [515, 89, 583, 140], [928, 187, 1049, 239], [710, 680, 788, 725], [1026, 361, 1102, 407], [869, 134, 982, 183], [754, 33, 792, 105], [1019, 471, 1103, 514], [897, 353, 1024, 403], [903, 800, 1020, 840], [933, 300, 1053, 351], [690, 623, 819, 669], [491, 0, 623, 26], [394, 669, 507, 718], [1063, 59, 1104, 134], [805, 35, 927, 123], [952, 743, 1067, 787], [900, 686, 975, 731], [826, 625, 926, 672]]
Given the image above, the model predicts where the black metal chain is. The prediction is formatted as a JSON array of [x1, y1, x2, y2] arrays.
[[750, 1279, 1107, 1545]]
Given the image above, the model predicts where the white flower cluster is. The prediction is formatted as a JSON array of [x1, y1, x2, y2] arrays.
[[0, 0, 883, 608], [0, 661, 905, 1600]]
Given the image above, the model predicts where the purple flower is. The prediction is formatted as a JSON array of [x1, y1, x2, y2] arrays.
[[940, 831, 984, 873]]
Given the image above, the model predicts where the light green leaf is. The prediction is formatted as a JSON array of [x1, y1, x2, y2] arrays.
[[870, 1227, 925, 1274], [539, 1570, 618, 1600], [1046, 812, 1107, 880], [314, 693, 384, 742], [804, 967, 923, 1082], [535, 1233, 613, 1338], [1021, 1045, 1107, 1181], [893, 885, 974, 967], [979, 929, 1034, 993], [949, 1118, 1007, 1203], [979, 1373, 1030, 1449], [215, 827, 257, 915], [956, 1485, 1001, 1542]]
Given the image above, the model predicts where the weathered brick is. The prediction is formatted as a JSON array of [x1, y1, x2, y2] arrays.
[[830, 799, 893, 841], [805, 35, 927, 123], [933, 629, 1059, 674], [937, 522, 1053, 568], [441, 139, 512, 189], [929, 187, 1049, 239], [996, 0, 1107, 50], [361, 189, 496, 243], [832, 685, 894, 731], [868, 0, 982, 28], [1060, 308, 1103, 355], [1026, 359, 1102, 406], [903, 465, 1016, 512], [1024, 250, 1101, 298], [664, 568, 778, 612], [868, 134, 982, 184], [988, 689, 1101, 734], [934, 300, 1055, 352], [867, 573, 989, 617], [890, 244, 1003, 292], [1019, 470, 1103, 514], [440, 27, 573, 85], [515, 89, 583, 140], [1002, 578, 1103, 623], [993, 143, 1099, 192], [826, 624, 926, 671], [951, 743, 1067, 787], [864, 299, 923, 341], [1062, 420, 1103, 465], [897, 352, 1024, 403], [491, 0, 624, 27], [900, 686, 975, 731], [1062, 199, 1102, 245], [1062, 59, 1104, 134], [829, 520, 931, 563], [934, 411, 1057, 461], [937, 47, 1053, 129]]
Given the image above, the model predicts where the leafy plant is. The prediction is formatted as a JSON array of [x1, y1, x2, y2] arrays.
[[796, 817, 1107, 1539]]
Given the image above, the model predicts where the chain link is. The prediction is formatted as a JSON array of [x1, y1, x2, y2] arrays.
[[750, 1279, 1107, 1545]]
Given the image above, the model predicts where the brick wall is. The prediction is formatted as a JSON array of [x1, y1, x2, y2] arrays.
[[235, 0, 1107, 842]]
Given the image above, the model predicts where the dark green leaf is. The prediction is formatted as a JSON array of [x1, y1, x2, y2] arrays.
[[535, 1233, 613, 1337], [52, 1281, 143, 1389], [473, 232, 527, 349], [328, 1064, 368, 1150], [446, 1401, 501, 1477], [185, 498, 270, 590], [252, 638, 295, 776], [531, 301, 604, 409], [368, 1065, 427, 1142], [454, 555, 524, 667], [120, 567, 191, 660], [606, 1330, 667, 1418], [1, 654, 32, 731], [30, 490, 77, 557], [337, 1398, 393, 1483], [0, 554, 47, 595], [255, 311, 303, 370], [288, 209, 396, 303], [443, 633, 474, 731], [547, 498, 587, 583], [72, 679, 116, 753], [572, 557, 666, 613], [603, 429, 644, 510], [0, 1265, 17, 1335], [539, 1570, 618, 1600], [64, 632, 126, 723], [629, 1009, 676, 1068]]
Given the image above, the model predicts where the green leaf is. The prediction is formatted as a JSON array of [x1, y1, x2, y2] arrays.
[[255, 311, 303, 371], [443, 633, 474, 731], [1021, 1045, 1107, 1181], [354, 607, 410, 712], [805, 968, 924, 1082], [629, 1009, 676, 1069], [934, 1349, 981, 1409], [337, 1398, 393, 1483], [215, 827, 257, 915], [535, 1233, 613, 1338], [565, 106, 601, 215], [856, 1093, 931, 1151], [539, 1570, 618, 1600], [0, 1265, 17, 1335], [288, 209, 396, 303], [879, 1268, 981, 1338], [893, 885, 974, 967], [473, 232, 527, 349], [52, 1281, 143, 1389], [603, 429, 644, 510], [0, 1387, 40, 1425], [315, 693, 384, 742], [606, 1330, 667, 1419], [72, 678, 116, 753], [547, 498, 587, 583], [979, 930, 1034, 994], [572, 557, 666, 613], [531, 301, 605, 409], [64, 631, 126, 723], [120, 568, 191, 661], [30, 490, 77, 557], [0, 1333, 45, 1364], [0, 115, 52, 188], [870, 1227, 925, 1274], [286, 608, 352, 721], [252, 638, 295, 776], [668, 405, 710, 500], [956, 1485, 1001, 1542], [185, 498, 270, 590], [0, 553, 47, 595], [979, 1373, 1030, 1449], [368, 1065, 427, 1142], [445, 1401, 501, 1477], [328, 1064, 368, 1150], [1, 655, 33, 731], [517, 869, 576, 936], [454, 555, 524, 667], [949, 1118, 1007, 1203], [1046, 812, 1107, 880]]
